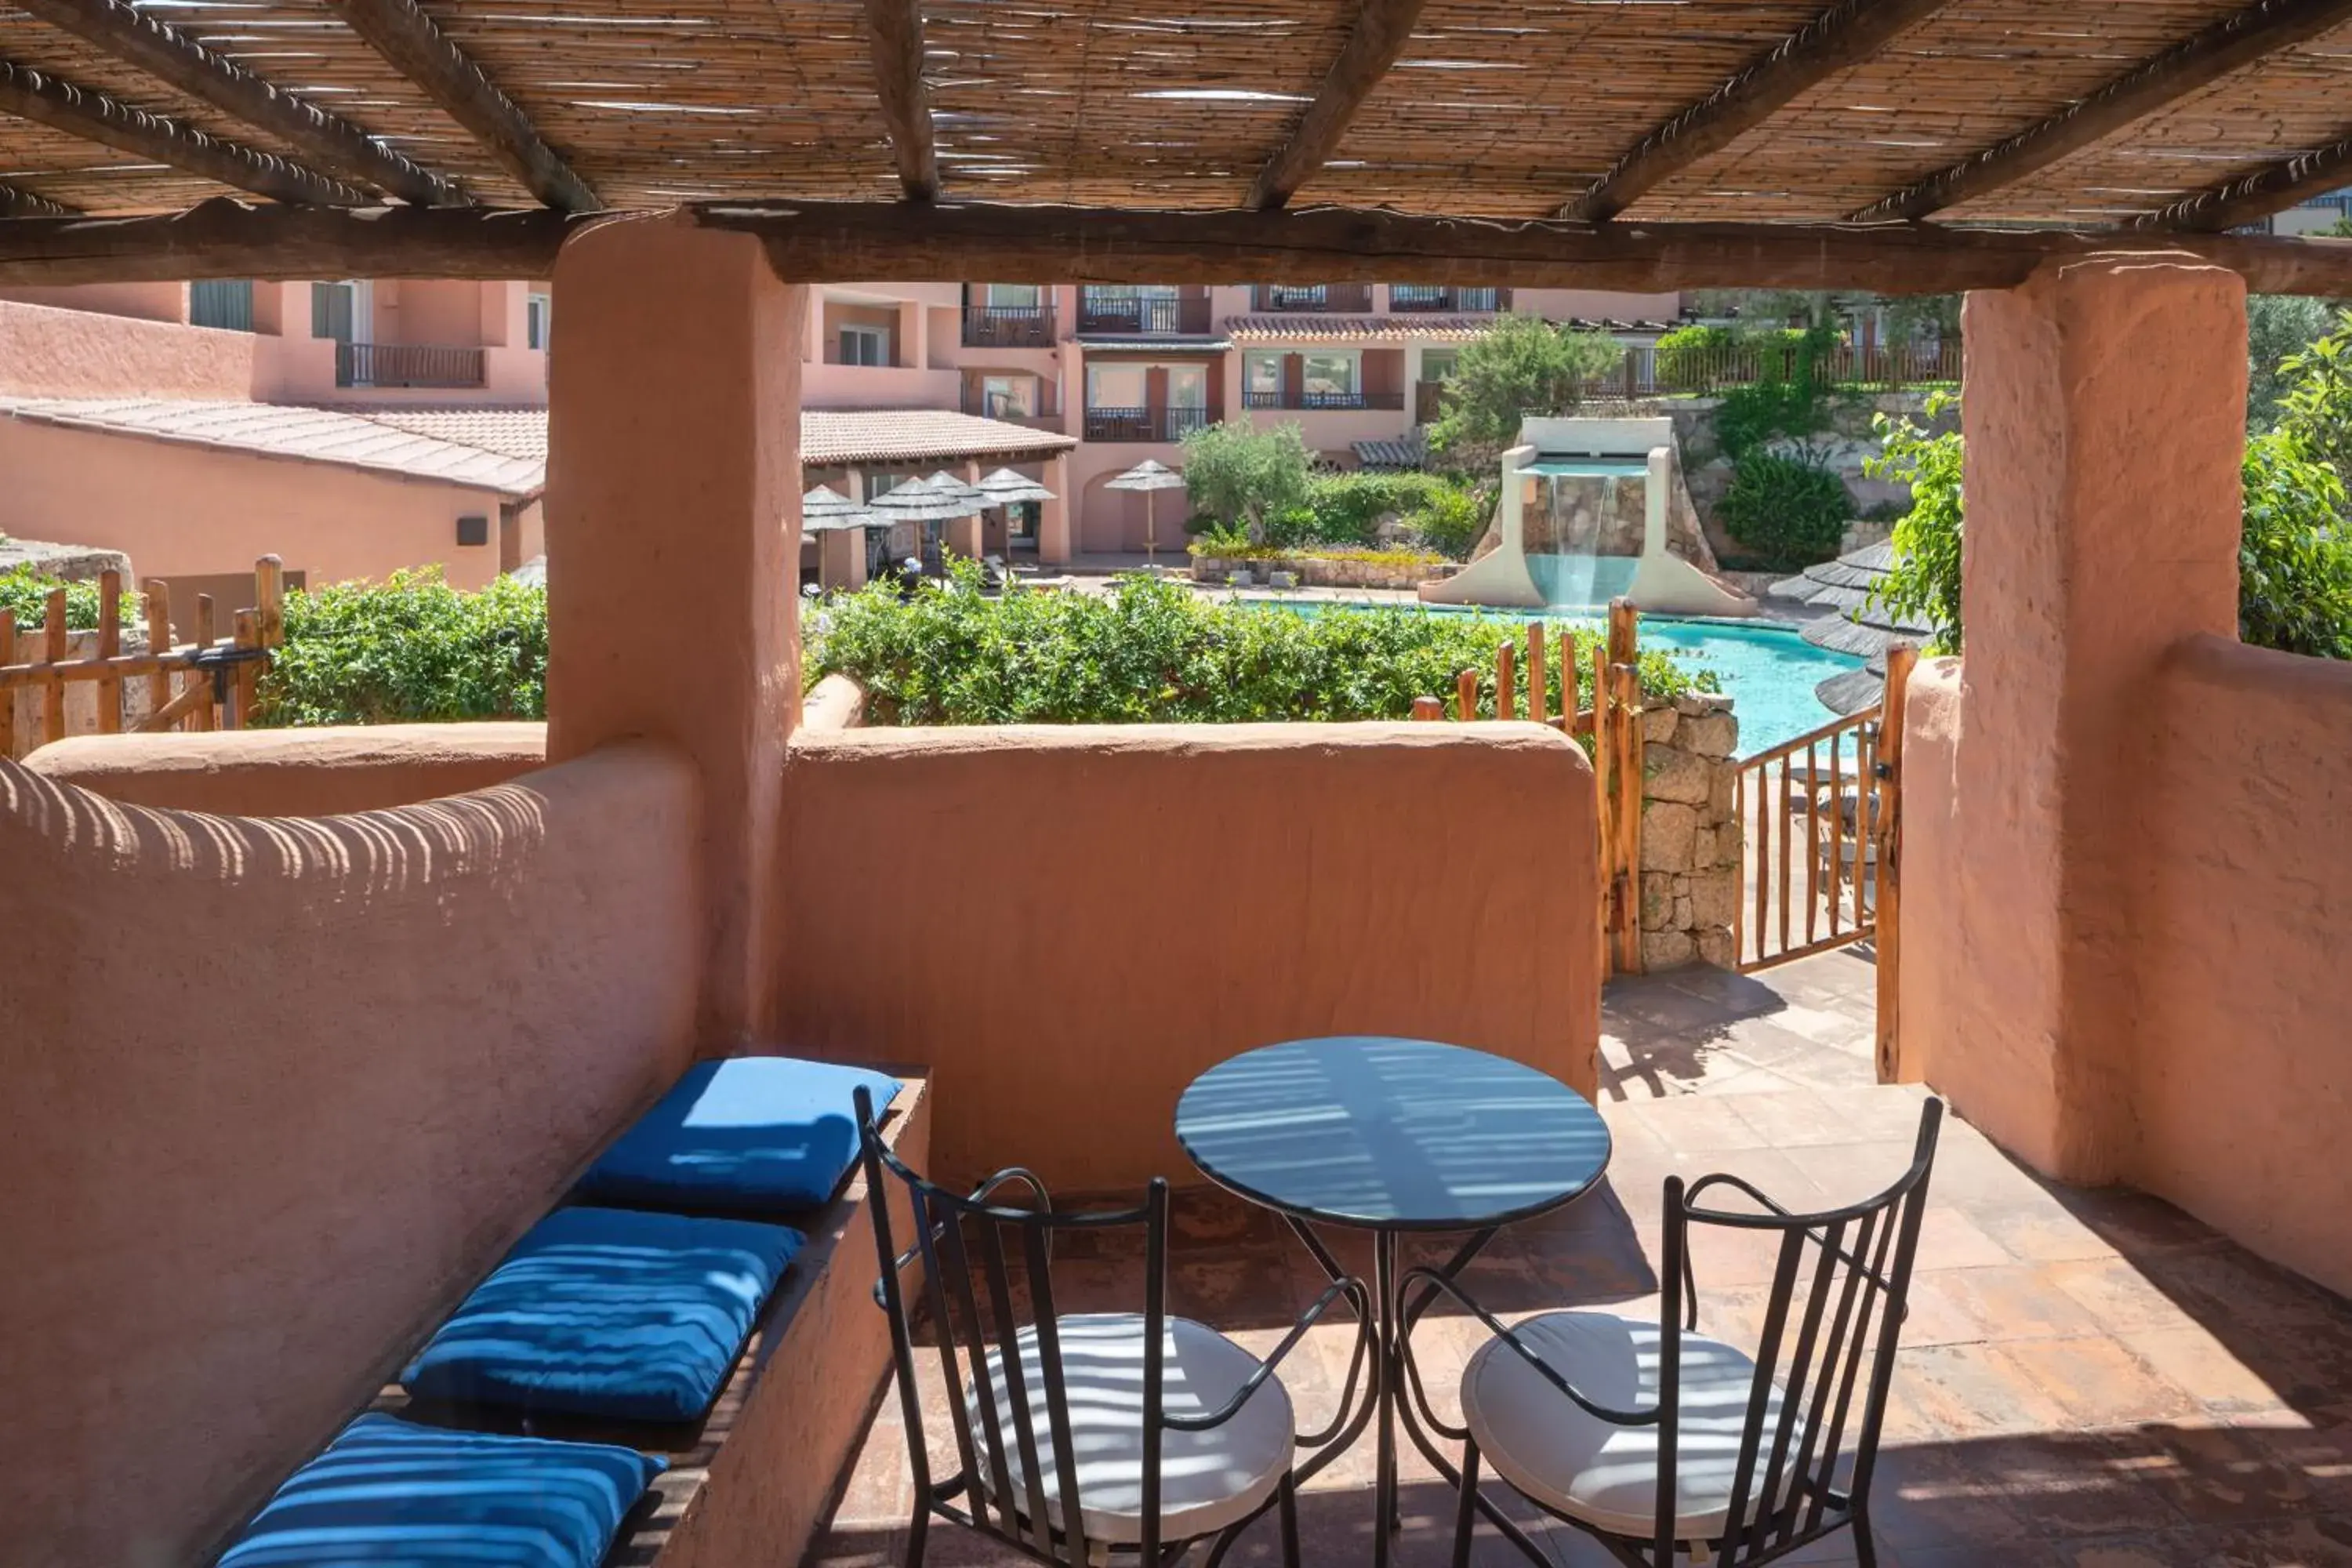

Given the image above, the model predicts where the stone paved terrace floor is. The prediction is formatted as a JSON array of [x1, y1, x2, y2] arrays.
[[807, 952, 2352, 1566]]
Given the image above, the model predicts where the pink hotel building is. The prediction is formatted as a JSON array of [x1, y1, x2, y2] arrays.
[[0, 276, 1675, 602]]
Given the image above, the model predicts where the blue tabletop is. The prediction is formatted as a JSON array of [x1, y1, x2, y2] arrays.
[[1174, 1037, 1612, 1231]]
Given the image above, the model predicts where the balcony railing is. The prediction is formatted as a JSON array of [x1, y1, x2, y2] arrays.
[[1075, 293, 1214, 336], [1239, 389, 1407, 412], [1248, 284, 1375, 314], [962, 382, 1063, 430], [1388, 285, 1508, 313], [1083, 405, 1213, 441], [961, 306, 1057, 348], [335, 342, 486, 389]]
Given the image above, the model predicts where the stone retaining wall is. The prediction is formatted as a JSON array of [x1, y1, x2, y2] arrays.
[[1638, 691, 1741, 969], [1189, 553, 1450, 591]]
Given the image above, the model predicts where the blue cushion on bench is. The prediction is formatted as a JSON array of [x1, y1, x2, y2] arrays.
[[402, 1207, 802, 1422], [216, 1412, 662, 1567], [576, 1055, 902, 1213]]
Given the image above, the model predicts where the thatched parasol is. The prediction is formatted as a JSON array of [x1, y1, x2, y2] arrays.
[[1772, 540, 1932, 713], [1104, 458, 1186, 561], [975, 467, 1057, 505], [867, 474, 984, 522], [801, 485, 885, 532]]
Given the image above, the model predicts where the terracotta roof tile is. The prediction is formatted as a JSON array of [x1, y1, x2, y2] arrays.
[[0, 397, 547, 496], [799, 408, 1078, 466]]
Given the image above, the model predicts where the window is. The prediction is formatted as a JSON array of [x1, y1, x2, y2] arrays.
[[984, 285, 1040, 309], [526, 292, 551, 350], [1243, 352, 1284, 399], [1165, 364, 1209, 410], [1301, 351, 1359, 397], [1421, 348, 1459, 383], [1086, 363, 1148, 409], [981, 376, 1033, 417], [190, 280, 254, 332], [311, 281, 360, 343], [838, 325, 889, 367]]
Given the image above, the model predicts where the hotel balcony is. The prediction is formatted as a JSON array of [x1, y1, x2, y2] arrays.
[[1075, 289, 1215, 337], [1248, 283, 1376, 314], [1240, 388, 1407, 412], [1082, 403, 1213, 441], [960, 304, 1058, 348], [332, 342, 487, 389], [1388, 285, 1510, 313]]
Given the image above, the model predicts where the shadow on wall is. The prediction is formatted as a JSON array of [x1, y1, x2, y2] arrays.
[[0, 743, 703, 1567]]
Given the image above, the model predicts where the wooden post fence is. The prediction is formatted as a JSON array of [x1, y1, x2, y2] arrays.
[[1875, 644, 1916, 1082], [0, 554, 285, 759]]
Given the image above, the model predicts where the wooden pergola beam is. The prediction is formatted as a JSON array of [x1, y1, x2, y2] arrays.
[[1853, 0, 2352, 223], [8, 197, 2352, 296], [0, 180, 76, 217], [321, 0, 597, 211], [2153, 132, 2352, 231], [862, 0, 938, 201], [1562, 0, 1955, 223], [10, 0, 464, 206], [0, 58, 370, 206], [1245, 0, 1429, 211]]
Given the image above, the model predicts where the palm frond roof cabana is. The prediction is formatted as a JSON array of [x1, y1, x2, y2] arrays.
[[5, 0, 2352, 292]]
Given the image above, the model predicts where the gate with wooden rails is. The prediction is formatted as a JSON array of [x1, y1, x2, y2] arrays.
[[1413, 597, 1649, 979], [1733, 644, 1914, 1076], [0, 555, 285, 759]]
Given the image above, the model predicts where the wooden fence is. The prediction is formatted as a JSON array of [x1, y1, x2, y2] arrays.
[[0, 555, 285, 759], [1732, 645, 1914, 1073], [1414, 598, 1647, 977], [1570, 338, 1962, 401]]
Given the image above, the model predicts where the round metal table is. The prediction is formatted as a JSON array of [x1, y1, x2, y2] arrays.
[[1174, 1036, 1612, 1568]]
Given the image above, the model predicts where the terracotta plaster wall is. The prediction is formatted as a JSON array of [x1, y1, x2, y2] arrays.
[[774, 723, 1599, 1190], [1891, 659, 1966, 1096], [0, 742, 702, 1566], [2133, 636, 2352, 1297], [0, 417, 516, 587], [0, 297, 260, 397], [22, 722, 550, 815]]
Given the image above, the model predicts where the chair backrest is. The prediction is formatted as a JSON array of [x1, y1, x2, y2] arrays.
[[1656, 1096, 1943, 1566], [855, 1087, 1173, 1566]]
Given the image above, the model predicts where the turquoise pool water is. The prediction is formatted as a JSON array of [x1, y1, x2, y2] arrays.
[[1242, 600, 1862, 756]]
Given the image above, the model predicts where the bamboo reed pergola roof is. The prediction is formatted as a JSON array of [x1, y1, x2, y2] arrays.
[[6, 0, 2352, 288]]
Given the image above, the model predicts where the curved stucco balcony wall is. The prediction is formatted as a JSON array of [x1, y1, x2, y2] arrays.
[[773, 721, 1601, 1190], [23, 722, 551, 815], [0, 741, 702, 1566]]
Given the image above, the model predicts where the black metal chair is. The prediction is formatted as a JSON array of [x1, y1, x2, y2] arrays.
[[855, 1087, 1373, 1567], [1405, 1097, 1943, 1568]]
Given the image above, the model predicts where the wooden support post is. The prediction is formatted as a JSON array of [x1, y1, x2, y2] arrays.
[[96, 568, 122, 734], [230, 608, 261, 728], [1875, 644, 1917, 1081], [1496, 639, 1516, 720], [1456, 667, 1477, 721], [1607, 595, 1638, 668], [1612, 661, 1646, 975], [191, 594, 216, 731], [1410, 695, 1443, 720], [254, 555, 285, 650], [0, 608, 14, 759], [1526, 622, 1548, 725], [143, 579, 173, 724], [41, 587, 67, 747]]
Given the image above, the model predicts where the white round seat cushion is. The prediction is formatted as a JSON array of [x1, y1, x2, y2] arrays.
[[964, 1312, 1295, 1546], [1462, 1310, 1787, 1541]]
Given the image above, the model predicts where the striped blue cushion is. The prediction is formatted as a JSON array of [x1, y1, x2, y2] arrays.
[[216, 1413, 662, 1567]]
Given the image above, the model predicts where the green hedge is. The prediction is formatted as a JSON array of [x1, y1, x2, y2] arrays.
[[1718, 448, 1850, 570], [251, 569, 547, 726], [809, 561, 1711, 725], [1225, 470, 1490, 560], [0, 568, 140, 634]]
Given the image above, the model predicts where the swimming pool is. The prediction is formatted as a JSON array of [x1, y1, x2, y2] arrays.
[[1238, 599, 1863, 756]]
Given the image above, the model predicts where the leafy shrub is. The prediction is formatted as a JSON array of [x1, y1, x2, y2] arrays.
[[1407, 482, 1492, 559], [1428, 314, 1625, 466], [1178, 419, 1313, 543], [810, 561, 1710, 725], [1712, 325, 1841, 458], [252, 569, 547, 725], [0, 568, 140, 633], [1718, 448, 1850, 570], [1864, 394, 1965, 652], [1653, 324, 1740, 390], [2274, 312, 2352, 485], [2240, 430, 2352, 659]]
